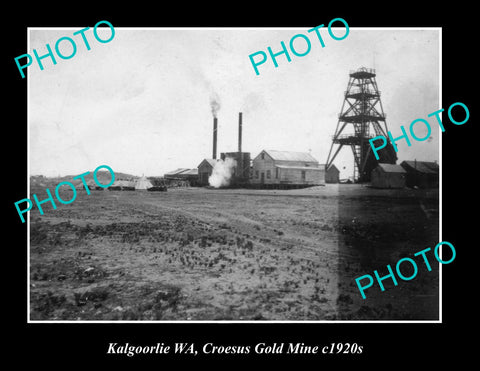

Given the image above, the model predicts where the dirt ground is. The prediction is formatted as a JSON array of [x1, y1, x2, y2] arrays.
[[29, 183, 439, 321]]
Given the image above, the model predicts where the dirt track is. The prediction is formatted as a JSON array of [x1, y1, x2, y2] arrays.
[[29, 184, 439, 321]]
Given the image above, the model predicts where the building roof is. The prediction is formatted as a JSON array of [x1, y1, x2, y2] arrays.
[[164, 168, 190, 176], [275, 164, 324, 171], [401, 160, 439, 174], [165, 168, 198, 177], [259, 150, 319, 163], [181, 168, 198, 175], [376, 163, 406, 173], [327, 164, 339, 172], [198, 158, 218, 168]]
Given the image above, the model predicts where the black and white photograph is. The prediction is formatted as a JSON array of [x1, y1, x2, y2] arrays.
[[26, 26, 440, 322], [7, 6, 476, 365]]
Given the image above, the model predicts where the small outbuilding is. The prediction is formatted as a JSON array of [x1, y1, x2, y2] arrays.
[[164, 168, 199, 185], [325, 164, 340, 183], [198, 159, 217, 186], [400, 160, 439, 188], [370, 163, 406, 189], [179, 169, 199, 185], [164, 168, 190, 179]]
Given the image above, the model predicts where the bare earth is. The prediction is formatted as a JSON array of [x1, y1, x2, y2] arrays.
[[29, 184, 439, 321]]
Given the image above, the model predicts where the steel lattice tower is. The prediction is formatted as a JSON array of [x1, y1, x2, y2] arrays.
[[326, 67, 397, 182]]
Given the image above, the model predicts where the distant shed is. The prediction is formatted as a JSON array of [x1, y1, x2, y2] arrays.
[[198, 159, 217, 186], [180, 169, 199, 180], [164, 168, 199, 185], [371, 163, 406, 189], [325, 164, 340, 183], [400, 160, 439, 188], [251, 150, 325, 187], [164, 168, 190, 179]]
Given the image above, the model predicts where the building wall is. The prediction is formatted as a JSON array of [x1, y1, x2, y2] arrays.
[[251, 152, 324, 185], [251, 154, 275, 184], [404, 171, 438, 189], [278, 167, 324, 185], [400, 161, 439, 188], [198, 163, 213, 186], [371, 168, 405, 189], [326, 166, 340, 183]]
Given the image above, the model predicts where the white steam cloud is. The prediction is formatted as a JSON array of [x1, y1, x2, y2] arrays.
[[209, 158, 236, 188]]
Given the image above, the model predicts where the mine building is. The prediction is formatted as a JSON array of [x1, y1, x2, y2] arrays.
[[325, 164, 340, 183], [178, 169, 199, 184], [370, 163, 406, 189], [400, 160, 439, 188], [219, 112, 251, 186], [197, 112, 251, 187], [251, 150, 325, 188], [164, 168, 199, 185], [197, 159, 217, 186], [164, 168, 190, 179], [220, 152, 251, 186]]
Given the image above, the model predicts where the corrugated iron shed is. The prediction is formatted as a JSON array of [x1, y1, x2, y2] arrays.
[[181, 169, 198, 175], [377, 163, 406, 173], [165, 168, 190, 176], [401, 161, 438, 174], [260, 150, 319, 163], [275, 164, 325, 171]]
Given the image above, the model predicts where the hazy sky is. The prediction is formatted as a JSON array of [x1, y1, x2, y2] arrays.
[[28, 27, 440, 178]]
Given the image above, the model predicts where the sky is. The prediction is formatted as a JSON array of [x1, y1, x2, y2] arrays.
[[28, 26, 440, 179]]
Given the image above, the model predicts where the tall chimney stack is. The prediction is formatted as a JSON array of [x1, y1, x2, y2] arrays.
[[213, 117, 217, 160], [238, 112, 243, 179], [238, 112, 242, 153]]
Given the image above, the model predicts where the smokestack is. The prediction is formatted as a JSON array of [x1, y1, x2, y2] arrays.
[[238, 112, 243, 179], [238, 112, 242, 153], [213, 117, 218, 160]]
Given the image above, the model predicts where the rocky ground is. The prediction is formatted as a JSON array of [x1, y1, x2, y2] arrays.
[[29, 184, 439, 321]]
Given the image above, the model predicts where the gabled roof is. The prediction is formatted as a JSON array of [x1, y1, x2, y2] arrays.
[[257, 150, 319, 163], [275, 165, 324, 171], [401, 161, 439, 174], [181, 168, 198, 175], [327, 164, 339, 172], [376, 163, 406, 173], [165, 168, 190, 176], [198, 158, 218, 168]]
